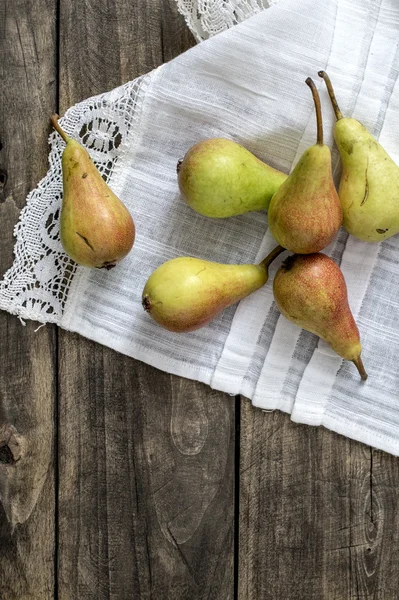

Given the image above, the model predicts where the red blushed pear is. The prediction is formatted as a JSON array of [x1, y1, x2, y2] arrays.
[[51, 115, 135, 269], [273, 253, 367, 380], [268, 78, 343, 253], [142, 246, 285, 332]]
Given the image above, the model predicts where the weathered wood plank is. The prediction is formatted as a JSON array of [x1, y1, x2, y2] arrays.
[[57, 1, 235, 599], [350, 447, 399, 599], [59, 0, 194, 102], [238, 402, 399, 599], [0, 1, 57, 598], [58, 343, 234, 599]]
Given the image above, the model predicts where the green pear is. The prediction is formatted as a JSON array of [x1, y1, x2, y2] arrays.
[[319, 71, 399, 242], [273, 253, 367, 380], [142, 246, 285, 332], [177, 138, 287, 218], [51, 115, 135, 269], [268, 78, 343, 254]]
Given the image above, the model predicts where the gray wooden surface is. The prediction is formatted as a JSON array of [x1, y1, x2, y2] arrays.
[[1, 1, 399, 599]]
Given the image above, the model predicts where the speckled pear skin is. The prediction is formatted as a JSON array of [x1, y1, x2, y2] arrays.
[[334, 118, 399, 242], [273, 254, 365, 373], [51, 115, 135, 269], [177, 138, 287, 218], [268, 144, 343, 253], [142, 257, 269, 332], [268, 78, 343, 254]]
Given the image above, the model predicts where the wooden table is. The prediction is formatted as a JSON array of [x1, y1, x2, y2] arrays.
[[1, 2, 399, 599]]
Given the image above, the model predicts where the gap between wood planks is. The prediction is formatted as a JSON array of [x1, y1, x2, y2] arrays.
[[54, 2, 61, 599], [234, 396, 241, 600]]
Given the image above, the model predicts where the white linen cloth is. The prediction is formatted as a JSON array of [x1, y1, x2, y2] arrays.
[[1, 0, 399, 455]]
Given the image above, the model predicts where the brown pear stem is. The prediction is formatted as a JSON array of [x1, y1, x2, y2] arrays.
[[353, 356, 368, 381], [50, 114, 69, 143], [258, 245, 286, 270], [318, 71, 343, 121], [305, 77, 323, 146]]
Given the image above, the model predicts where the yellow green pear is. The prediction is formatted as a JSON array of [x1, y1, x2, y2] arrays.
[[142, 246, 285, 332], [177, 138, 287, 218], [51, 115, 135, 269], [268, 78, 343, 254], [319, 71, 399, 242]]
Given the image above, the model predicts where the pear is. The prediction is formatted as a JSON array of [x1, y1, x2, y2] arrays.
[[142, 245, 285, 332], [177, 138, 287, 218], [273, 253, 367, 380], [319, 71, 399, 242], [268, 78, 343, 253], [51, 115, 135, 269]]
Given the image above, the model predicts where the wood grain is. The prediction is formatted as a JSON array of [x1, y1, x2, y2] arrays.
[[57, 2, 234, 599], [238, 402, 399, 600], [58, 342, 234, 599], [0, 1, 57, 598], [59, 0, 194, 103], [3, 2, 399, 599], [348, 447, 399, 599]]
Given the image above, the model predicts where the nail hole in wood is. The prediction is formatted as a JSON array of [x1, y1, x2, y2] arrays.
[[0, 445, 15, 465]]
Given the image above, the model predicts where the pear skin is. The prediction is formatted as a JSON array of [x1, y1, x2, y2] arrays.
[[142, 246, 285, 332], [268, 78, 342, 254], [319, 71, 399, 242], [177, 138, 287, 218], [269, 144, 342, 253], [51, 115, 135, 269], [273, 253, 367, 380]]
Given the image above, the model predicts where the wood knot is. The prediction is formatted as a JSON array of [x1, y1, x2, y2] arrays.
[[0, 425, 23, 465], [0, 445, 14, 464]]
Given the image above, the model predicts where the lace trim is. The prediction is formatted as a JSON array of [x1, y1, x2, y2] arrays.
[[175, 0, 276, 41]]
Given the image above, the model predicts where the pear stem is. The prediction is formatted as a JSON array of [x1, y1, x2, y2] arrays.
[[305, 77, 323, 146], [353, 356, 368, 381], [50, 114, 70, 143], [318, 71, 343, 121], [258, 245, 285, 270]]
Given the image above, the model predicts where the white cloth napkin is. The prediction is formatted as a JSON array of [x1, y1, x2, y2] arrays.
[[1, 0, 399, 455]]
